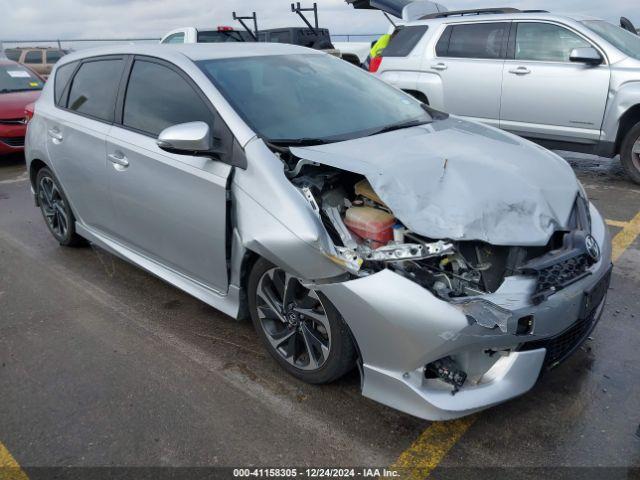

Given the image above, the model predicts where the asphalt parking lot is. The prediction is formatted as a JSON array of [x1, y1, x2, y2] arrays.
[[0, 152, 639, 479]]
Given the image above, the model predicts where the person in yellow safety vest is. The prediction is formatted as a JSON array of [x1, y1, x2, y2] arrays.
[[364, 33, 391, 71], [370, 33, 392, 59]]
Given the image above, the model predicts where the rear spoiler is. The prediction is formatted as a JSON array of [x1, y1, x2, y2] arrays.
[[345, 0, 447, 21]]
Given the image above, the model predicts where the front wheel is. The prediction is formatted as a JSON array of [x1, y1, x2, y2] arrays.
[[620, 122, 640, 185], [36, 167, 86, 246], [248, 258, 356, 384]]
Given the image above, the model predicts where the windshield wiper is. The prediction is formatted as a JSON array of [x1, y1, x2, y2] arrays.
[[367, 118, 431, 137], [267, 138, 333, 147]]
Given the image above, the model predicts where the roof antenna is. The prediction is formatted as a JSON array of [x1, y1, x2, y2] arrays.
[[291, 2, 319, 32], [232, 11, 259, 41]]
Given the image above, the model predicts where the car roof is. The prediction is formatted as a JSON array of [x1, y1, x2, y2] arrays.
[[59, 42, 321, 65], [406, 11, 603, 26]]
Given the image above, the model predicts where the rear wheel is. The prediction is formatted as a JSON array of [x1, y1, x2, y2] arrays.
[[36, 167, 85, 246], [248, 258, 356, 384], [620, 121, 640, 184]]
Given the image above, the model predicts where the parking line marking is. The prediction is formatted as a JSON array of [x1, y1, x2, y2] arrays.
[[606, 219, 630, 228], [391, 416, 476, 478], [611, 211, 640, 262], [392, 212, 640, 477], [0, 442, 28, 480]]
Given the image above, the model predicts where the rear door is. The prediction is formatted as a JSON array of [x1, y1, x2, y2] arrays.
[[500, 21, 610, 144], [45, 57, 125, 235], [428, 22, 509, 127], [106, 57, 232, 293]]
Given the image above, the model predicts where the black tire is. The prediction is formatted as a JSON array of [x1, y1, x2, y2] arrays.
[[35, 167, 86, 247], [248, 257, 356, 384], [620, 121, 640, 185]]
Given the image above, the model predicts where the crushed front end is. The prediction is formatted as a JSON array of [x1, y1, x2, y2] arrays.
[[284, 161, 612, 420]]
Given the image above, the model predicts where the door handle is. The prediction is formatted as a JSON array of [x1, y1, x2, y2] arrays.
[[431, 63, 448, 71], [509, 66, 531, 75], [47, 128, 63, 142], [108, 152, 129, 168]]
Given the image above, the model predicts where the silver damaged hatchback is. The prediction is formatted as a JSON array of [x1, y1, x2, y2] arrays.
[[26, 43, 612, 420]]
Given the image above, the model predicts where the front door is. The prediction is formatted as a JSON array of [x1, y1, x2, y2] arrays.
[[500, 21, 611, 144], [427, 21, 510, 127], [106, 58, 232, 293]]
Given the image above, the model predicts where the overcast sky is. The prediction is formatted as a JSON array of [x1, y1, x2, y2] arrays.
[[0, 0, 638, 41]]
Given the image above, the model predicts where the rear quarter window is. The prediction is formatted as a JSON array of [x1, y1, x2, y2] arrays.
[[5, 49, 21, 61], [54, 61, 78, 106], [384, 25, 429, 57]]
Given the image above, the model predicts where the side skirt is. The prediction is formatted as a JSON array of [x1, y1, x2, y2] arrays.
[[76, 223, 241, 319]]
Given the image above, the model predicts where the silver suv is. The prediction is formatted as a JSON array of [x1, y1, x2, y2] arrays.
[[26, 43, 611, 420], [373, 8, 640, 184]]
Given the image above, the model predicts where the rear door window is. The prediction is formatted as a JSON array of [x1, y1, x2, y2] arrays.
[[122, 60, 214, 137], [24, 50, 43, 64], [437, 23, 509, 59], [67, 58, 125, 122], [383, 25, 429, 57]]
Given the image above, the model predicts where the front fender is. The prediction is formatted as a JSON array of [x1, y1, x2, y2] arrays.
[[601, 80, 640, 143], [415, 71, 444, 109], [232, 138, 345, 281]]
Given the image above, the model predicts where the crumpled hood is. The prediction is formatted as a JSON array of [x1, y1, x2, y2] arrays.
[[291, 117, 580, 246]]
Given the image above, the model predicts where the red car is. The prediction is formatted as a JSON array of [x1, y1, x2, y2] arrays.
[[0, 59, 44, 155]]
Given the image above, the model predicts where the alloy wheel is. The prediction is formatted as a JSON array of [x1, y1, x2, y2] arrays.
[[38, 175, 69, 239], [255, 268, 331, 371]]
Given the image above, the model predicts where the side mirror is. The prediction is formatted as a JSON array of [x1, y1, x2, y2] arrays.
[[156, 121, 211, 155], [569, 47, 603, 66]]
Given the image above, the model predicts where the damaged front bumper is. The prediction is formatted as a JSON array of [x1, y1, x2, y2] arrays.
[[315, 204, 612, 420]]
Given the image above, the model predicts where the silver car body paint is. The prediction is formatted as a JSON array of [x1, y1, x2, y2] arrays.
[[26, 43, 612, 420]]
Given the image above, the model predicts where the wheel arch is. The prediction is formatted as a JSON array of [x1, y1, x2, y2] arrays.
[[238, 250, 364, 380], [403, 89, 429, 104], [614, 104, 640, 155], [29, 158, 50, 201]]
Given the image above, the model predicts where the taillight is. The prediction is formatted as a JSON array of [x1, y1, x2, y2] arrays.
[[217, 26, 234, 31], [369, 56, 383, 73], [24, 103, 35, 124]]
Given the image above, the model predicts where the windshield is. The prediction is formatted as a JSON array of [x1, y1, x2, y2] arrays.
[[582, 20, 640, 60], [197, 54, 431, 143], [0, 65, 43, 94]]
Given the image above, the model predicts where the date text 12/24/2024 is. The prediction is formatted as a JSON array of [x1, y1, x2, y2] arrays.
[[233, 468, 401, 478]]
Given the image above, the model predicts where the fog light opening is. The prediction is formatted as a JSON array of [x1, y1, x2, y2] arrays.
[[425, 356, 467, 395], [516, 315, 535, 335]]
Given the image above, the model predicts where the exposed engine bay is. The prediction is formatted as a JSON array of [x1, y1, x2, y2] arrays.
[[277, 152, 598, 306], [289, 166, 535, 301]]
